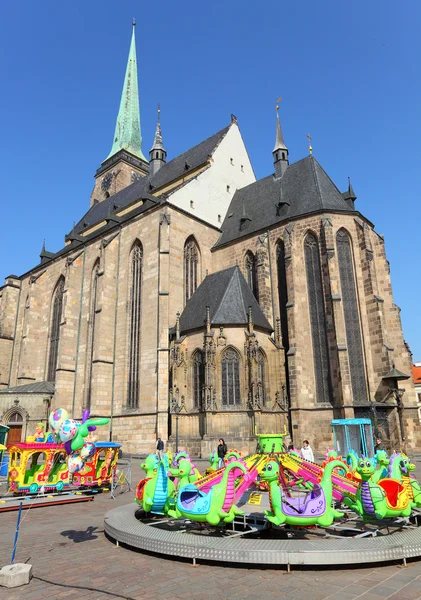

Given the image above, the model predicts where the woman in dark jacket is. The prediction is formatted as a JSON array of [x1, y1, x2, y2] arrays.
[[217, 438, 227, 469]]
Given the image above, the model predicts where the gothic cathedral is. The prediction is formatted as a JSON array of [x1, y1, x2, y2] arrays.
[[0, 24, 419, 454]]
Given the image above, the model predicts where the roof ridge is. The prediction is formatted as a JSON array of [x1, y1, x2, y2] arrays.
[[312, 156, 350, 204], [233, 267, 247, 319], [309, 155, 324, 211]]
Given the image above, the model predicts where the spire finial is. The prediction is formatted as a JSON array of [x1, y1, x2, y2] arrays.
[[157, 103, 161, 123], [307, 132, 313, 155], [276, 96, 282, 111], [132, 18, 136, 27]]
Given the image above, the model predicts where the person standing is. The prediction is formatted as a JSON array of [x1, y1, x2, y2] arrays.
[[217, 438, 227, 469], [156, 437, 164, 461], [300, 440, 314, 462]]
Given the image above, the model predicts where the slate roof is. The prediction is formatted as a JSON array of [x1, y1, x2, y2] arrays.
[[0, 381, 55, 395], [214, 155, 360, 248], [179, 266, 273, 334], [71, 124, 231, 237]]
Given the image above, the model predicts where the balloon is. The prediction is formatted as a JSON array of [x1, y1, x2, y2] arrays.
[[81, 409, 90, 424], [68, 451, 85, 474], [80, 442, 95, 461], [64, 440, 73, 455], [59, 419, 80, 443], [70, 418, 109, 451], [49, 408, 69, 433]]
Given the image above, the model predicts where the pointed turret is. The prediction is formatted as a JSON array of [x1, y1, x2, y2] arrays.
[[149, 105, 167, 176], [342, 177, 357, 209], [273, 102, 289, 178], [106, 21, 145, 161]]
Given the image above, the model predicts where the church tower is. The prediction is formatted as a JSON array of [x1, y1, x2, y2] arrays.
[[272, 101, 289, 178], [90, 21, 149, 206]]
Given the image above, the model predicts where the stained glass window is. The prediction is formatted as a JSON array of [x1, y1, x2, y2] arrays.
[[221, 348, 240, 406], [192, 350, 204, 409], [47, 277, 64, 382], [336, 229, 367, 404], [304, 233, 331, 404], [128, 243, 143, 408], [245, 251, 258, 300], [184, 237, 199, 303]]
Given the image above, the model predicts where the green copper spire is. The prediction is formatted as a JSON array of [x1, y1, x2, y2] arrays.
[[106, 21, 146, 161]]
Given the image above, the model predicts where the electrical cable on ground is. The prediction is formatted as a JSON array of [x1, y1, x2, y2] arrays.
[[33, 575, 136, 600]]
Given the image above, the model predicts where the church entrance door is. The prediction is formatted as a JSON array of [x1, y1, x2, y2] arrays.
[[7, 412, 23, 444]]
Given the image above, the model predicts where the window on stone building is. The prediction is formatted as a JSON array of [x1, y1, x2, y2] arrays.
[[86, 261, 100, 409], [184, 236, 199, 304], [304, 233, 331, 404], [221, 348, 241, 406], [276, 241, 289, 352], [192, 350, 204, 409], [127, 242, 143, 409], [47, 277, 65, 382], [336, 229, 368, 404], [258, 349, 267, 405], [245, 251, 258, 300]]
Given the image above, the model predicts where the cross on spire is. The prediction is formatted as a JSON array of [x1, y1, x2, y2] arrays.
[[307, 132, 313, 155]]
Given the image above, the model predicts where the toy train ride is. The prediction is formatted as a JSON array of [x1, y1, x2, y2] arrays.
[[6, 440, 121, 495]]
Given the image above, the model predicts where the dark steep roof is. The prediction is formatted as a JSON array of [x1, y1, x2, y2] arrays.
[[215, 155, 359, 248], [179, 266, 273, 334], [72, 125, 231, 237], [0, 381, 55, 395]]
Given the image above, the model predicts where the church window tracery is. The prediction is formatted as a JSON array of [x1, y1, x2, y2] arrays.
[[184, 237, 199, 304], [192, 350, 204, 409], [336, 229, 367, 403], [245, 251, 258, 300], [128, 242, 143, 408], [304, 233, 331, 404], [47, 277, 65, 382], [221, 348, 240, 406]]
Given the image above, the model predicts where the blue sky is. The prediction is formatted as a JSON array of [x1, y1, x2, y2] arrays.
[[0, 1, 420, 359]]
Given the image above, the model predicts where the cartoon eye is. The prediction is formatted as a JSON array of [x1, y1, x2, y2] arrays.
[[365, 461, 371, 467], [267, 464, 273, 471], [359, 461, 365, 468]]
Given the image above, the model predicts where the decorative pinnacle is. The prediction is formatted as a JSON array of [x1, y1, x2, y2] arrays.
[[132, 18, 136, 26], [273, 97, 287, 152], [307, 132, 313, 155]]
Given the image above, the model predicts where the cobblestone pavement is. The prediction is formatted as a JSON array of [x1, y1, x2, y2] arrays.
[[0, 460, 420, 600]]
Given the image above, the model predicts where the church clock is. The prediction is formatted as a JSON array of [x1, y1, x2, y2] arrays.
[[101, 172, 113, 192]]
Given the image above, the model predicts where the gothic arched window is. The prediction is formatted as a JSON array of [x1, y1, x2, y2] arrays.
[[86, 261, 100, 409], [128, 242, 143, 409], [184, 236, 199, 304], [276, 241, 289, 352], [221, 348, 240, 406], [245, 251, 258, 299], [257, 349, 267, 405], [336, 229, 367, 403], [47, 277, 65, 382], [304, 233, 331, 404], [192, 350, 204, 409]]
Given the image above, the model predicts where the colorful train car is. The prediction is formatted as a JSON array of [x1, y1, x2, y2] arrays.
[[7, 442, 69, 494], [71, 442, 121, 488]]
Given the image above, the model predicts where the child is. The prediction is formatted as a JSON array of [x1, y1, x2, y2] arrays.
[[300, 440, 314, 462]]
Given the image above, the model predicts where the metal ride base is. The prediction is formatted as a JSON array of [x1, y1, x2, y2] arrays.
[[104, 503, 421, 568]]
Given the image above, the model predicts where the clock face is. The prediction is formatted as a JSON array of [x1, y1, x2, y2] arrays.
[[101, 172, 113, 192], [131, 171, 142, 183]]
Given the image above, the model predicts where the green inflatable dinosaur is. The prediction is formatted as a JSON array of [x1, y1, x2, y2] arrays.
[[140, 454, 158, 478], [136, 455, 175, 514], [261, 459, 346, 527], [167, 460, 247, 525], [169, 458, 196, 490], [343, 457, 412, 520]]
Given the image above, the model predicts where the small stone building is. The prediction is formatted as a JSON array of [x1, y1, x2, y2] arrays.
[[0, 24, 419, 454]]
